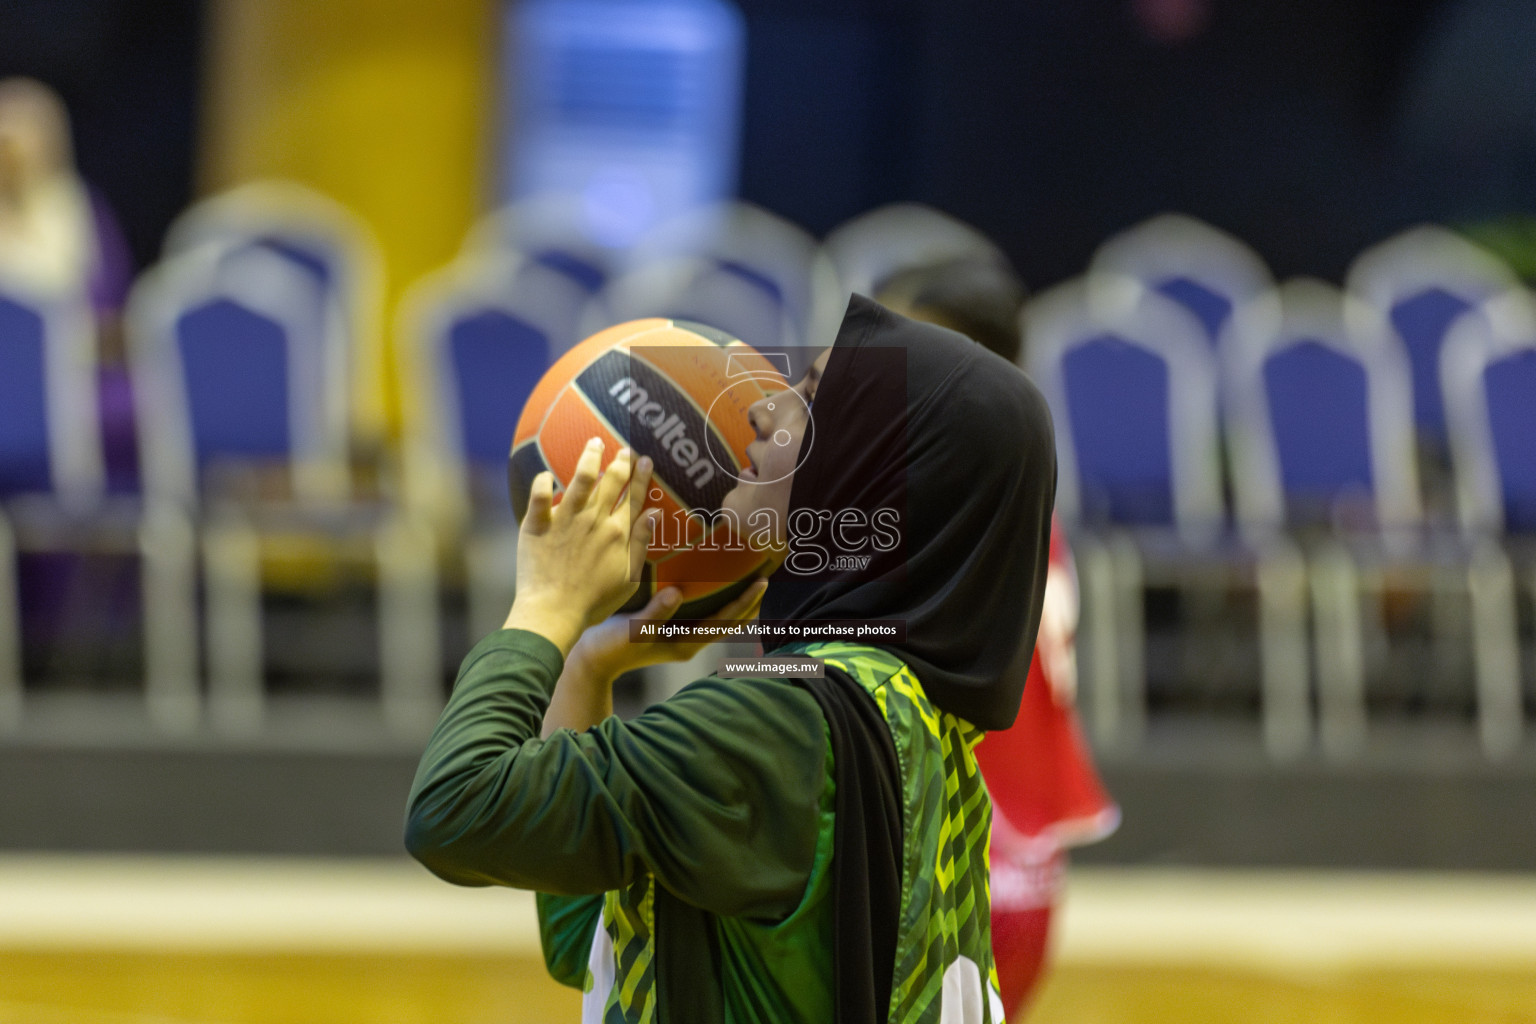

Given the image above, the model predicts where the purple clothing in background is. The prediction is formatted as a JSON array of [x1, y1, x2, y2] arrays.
[[87, 186, 135, 316], [88, 185, 140, 493], [98, 367, 138, 493], [9, 187, 143, 669]]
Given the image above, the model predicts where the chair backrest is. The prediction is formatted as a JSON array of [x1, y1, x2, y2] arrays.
[[1346, 225, 1518, 445], [823, 203, 1005, 298], [127, 248, 348, 508], [164, 180, 387, 443], [593, 256, 790, 363], [1026, 275, 1223, 542], [1090, 213, 1273, 344], [1223, 278, 1420, 538], [0, 273, 102, 507], [461, 194, 620, 295], [627, 201, 844, 361], [398, 252, 583, 522], [1441, 289, 1536, 534]]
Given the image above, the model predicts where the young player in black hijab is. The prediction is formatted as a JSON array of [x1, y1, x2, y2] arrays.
[[406, 294, 1056, 1023]]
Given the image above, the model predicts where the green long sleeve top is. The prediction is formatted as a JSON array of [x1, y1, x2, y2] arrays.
[[404, 629, 839, 1022]]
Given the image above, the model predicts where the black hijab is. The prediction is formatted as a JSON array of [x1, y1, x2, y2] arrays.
[[764, 293, 1056, 731]]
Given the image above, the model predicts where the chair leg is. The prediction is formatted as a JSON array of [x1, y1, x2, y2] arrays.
[[1075, 533, 1121, 748], [1468, 539, 1522, 760], [140, 504, 200, 733], [1310, 540, 1366, 759], [466, 528, 518, 642], [203, 517, 264, 734], [377, 515, 442, 736], [1255, 536, 1310, 759], [1109, 532, 1146, 748], [0, 511, 22, 732]]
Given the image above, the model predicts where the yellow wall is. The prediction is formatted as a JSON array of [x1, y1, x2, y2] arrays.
[[200, 0, 498, 440]]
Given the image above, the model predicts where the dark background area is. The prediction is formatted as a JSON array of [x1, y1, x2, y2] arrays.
[[9, 0, 1535, 300], [735, 0, 1468, 287], [0, 0, 204, 271]]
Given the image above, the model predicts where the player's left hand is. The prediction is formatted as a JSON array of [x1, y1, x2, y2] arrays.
[[571, 578, 769, 683]]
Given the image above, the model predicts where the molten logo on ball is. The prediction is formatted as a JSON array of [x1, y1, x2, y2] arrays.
[[508, 318, 787, 618], [606, 375, 716, 486]]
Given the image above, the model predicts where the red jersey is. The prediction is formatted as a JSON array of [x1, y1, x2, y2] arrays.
[[975, 519, 1118, 876]]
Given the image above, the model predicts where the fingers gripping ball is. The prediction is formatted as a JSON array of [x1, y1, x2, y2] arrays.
[[509, 319, 783, 618]]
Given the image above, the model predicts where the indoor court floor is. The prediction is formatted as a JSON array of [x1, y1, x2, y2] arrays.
[[3, 858, 1534, 1023]]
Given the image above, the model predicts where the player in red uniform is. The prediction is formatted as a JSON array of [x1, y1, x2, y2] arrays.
[[973, 517, 1118, 1014]]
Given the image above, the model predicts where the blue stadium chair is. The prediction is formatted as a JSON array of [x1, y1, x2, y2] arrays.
[[1029, 275, 1224, 539], [1224, 280, 1421, 537], [1223, 279, 1422, 757], [164, 181, 389, 450], [823, 203, 1006, 300], [131, 249, 342, 506], [1027, 275, 1225, 747], [1090, 213, 1274, 345], [128, 248, 438, 736], [398, 252, 586, 637], [1347, 226, 1518, 461], [622, 201, 844, 371], [1442, 290, 1536, 757], [594, 256, 791, 362], [0, 274, 102, 729], [461, 194, 623, 297], [0, 285, 101, 505]]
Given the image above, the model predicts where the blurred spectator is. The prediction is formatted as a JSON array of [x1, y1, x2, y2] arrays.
[[1, 78, 138, 683], [0, 77, 136, 490], [0, 77, 133, 315], [877, 259, 1118, 1018]]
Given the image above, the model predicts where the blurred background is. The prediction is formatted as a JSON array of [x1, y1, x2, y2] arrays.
[[2, 0, 1536, 1020]]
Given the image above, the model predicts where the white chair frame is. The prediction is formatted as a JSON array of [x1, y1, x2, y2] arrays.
[[0, 272, 102, 730], [397, 251, 590, 640], [1222, 278, 1423, 758], [627, 200, 846, 356], [1441, 289, 1536, 758], [1026, 275, 1226, 749], [1089, 213, 1273, 338], [128, 248, 438, 736], [823, 202, 1006, 299], [165, 180, 389, 448]]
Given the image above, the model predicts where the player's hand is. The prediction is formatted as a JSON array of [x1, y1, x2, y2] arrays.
[[504, 439, 656, 656], [571, 579, 770, 683]]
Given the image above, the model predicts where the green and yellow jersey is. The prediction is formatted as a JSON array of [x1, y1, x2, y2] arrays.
[[406, 631, 1005, 1023]]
